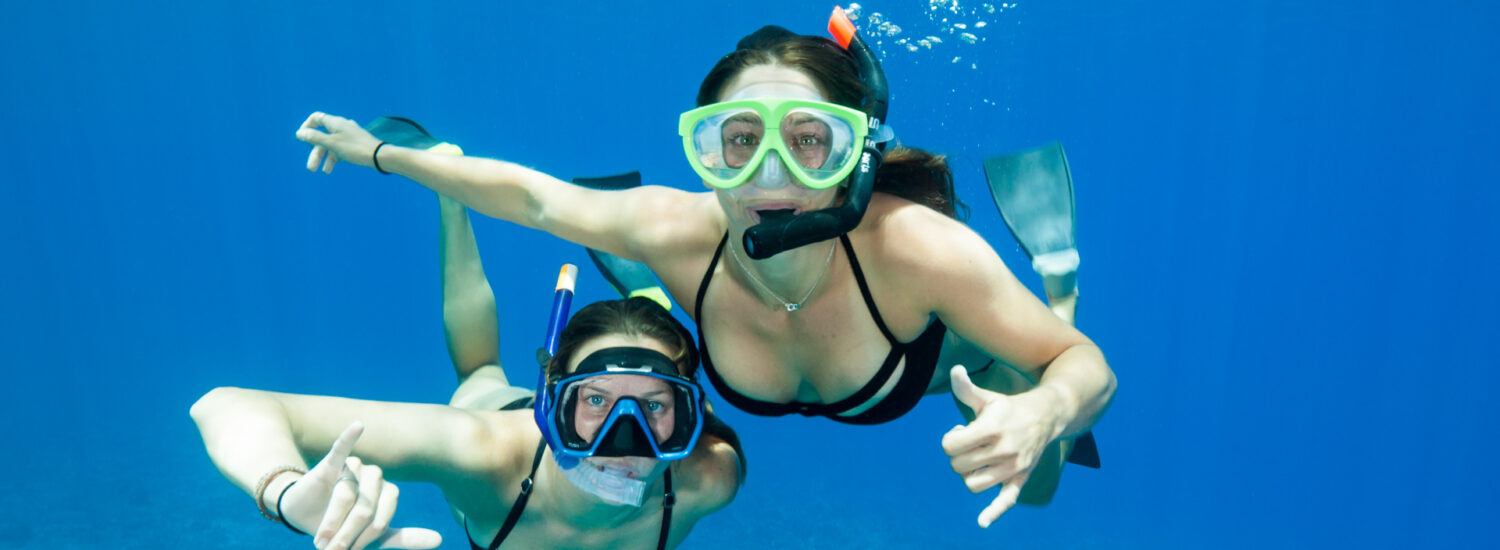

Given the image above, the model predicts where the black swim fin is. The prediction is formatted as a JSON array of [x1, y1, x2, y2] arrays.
[[1068, 431, 1100, 468], [570, 172, 673, 311]]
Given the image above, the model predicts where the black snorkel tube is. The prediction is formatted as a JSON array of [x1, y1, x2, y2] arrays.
[[742, 6, 890, 259]]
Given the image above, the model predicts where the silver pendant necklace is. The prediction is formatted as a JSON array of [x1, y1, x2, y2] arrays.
[[728, 240, 837, 312]]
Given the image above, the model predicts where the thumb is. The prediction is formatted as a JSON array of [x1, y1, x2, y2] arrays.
[[308, 421, 364, 483], [949, 366, 993, 414], [375, 527, 443, 550], [295, 126, 333, 147]]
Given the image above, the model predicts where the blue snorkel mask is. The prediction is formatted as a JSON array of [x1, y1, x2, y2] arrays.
[[543, 347, 704, 465], [534, 267, 705, 470], [738, 6, 892, 259]]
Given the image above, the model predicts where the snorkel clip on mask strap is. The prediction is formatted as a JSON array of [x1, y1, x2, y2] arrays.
[[742, 6, 891, 260]]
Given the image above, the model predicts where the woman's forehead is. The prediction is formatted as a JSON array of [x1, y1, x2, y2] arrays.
[[578, 375, 673, 392], [720, 65, 826, 102]]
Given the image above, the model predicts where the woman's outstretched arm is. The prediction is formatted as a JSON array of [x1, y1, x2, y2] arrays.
[[293, 112, 702, 266], [189, 388, 521, 530]]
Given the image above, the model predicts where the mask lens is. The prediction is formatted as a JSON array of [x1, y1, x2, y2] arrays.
[[692, 108, 764, 178], [555, 372, 699, 457], [781, 108, 856, 178]]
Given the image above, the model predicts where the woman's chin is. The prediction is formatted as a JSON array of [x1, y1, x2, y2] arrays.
[[583, 456, 659, 479]]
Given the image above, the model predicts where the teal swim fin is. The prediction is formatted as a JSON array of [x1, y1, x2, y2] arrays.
[[365, 116, 443, 150], [570, 172, 673, 311], [983, 142, 1079, 298], [983, 142, 1099, 469]]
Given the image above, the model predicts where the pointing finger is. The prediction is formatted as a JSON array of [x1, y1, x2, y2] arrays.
[[310, 422, 364, 482]]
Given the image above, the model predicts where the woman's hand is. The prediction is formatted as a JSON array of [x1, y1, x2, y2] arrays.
[[278, 422, 442, 550], [941, 366, 1067, 528], [296, 112, 382, 174]]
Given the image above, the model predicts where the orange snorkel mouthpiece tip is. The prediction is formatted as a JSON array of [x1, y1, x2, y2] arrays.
[[555, 264, 578, 292], [829, 6, 856, 49]]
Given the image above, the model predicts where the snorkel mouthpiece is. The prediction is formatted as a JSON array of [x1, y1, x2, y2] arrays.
[[743, 6, 890, 259]]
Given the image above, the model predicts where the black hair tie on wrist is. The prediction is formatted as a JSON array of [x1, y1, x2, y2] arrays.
[[275, 481, 309, 535], [372, 141, 391, 175]]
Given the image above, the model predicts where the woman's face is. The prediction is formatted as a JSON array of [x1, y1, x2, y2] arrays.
[[710, 64, 843, 230], [565, 334, 680, 478]]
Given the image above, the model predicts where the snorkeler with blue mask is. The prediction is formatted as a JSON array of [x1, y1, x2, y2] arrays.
[[534, 267, 706, 507], [193, 118, 741, 550]]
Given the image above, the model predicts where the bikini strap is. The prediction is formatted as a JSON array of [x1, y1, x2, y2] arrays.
[[838, 234, 899, 344], [657, 469, 675, 550], [694, 233, 729, 323], [478, 440, 548, 550]]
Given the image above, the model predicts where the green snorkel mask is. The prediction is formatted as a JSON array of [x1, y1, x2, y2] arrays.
[[680, 97, 870, 190], [680, 7, 891, 259]]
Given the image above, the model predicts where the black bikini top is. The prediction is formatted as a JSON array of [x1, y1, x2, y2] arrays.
[[693, 234, 947, 425], [466, 439, 674, 550]]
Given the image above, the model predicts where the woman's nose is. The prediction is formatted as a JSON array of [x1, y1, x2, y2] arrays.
[[751, 153, 790, 190]]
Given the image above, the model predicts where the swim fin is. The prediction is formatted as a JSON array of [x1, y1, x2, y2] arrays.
[[364, 116, 464, 157], [569, 172, 673, 311], [983, 142, 1099, 470], [983, 142, 1078, 298]]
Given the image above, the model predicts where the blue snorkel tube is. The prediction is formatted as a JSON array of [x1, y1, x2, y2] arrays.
[[742, 6, 891, 259], [535, 264, 580, 468]]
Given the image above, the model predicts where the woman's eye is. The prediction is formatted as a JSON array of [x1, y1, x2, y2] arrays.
[[731, 134, 759, 147], [646, 400, 664, 412], [797, 135, 821, 147], [586, 395, 606, 406]]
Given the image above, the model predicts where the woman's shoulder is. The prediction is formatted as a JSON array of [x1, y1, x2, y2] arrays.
[[630, 186, 728, 259], [672, 438, 743, 515], [857, 193, 993, 267], [456, 409, 548, 479]]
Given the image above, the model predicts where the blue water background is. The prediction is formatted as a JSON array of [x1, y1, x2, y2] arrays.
[[2, 0, 1496, 548]]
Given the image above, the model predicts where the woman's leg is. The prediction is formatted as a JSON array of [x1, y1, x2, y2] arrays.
[[437, 195, 528, 410]]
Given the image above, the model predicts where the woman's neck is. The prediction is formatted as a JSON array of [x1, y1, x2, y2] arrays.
[[728, 231, 840, 311]]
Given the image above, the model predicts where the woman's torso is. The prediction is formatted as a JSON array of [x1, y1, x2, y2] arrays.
[[645, 192, 958, 422], [456, 411, 695, 550]]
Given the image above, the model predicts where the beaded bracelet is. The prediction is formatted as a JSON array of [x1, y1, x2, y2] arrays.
[[253, 466, 307, 529]]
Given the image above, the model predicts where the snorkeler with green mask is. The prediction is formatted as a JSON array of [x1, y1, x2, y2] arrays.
[[295, 6, 1113, 528]]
